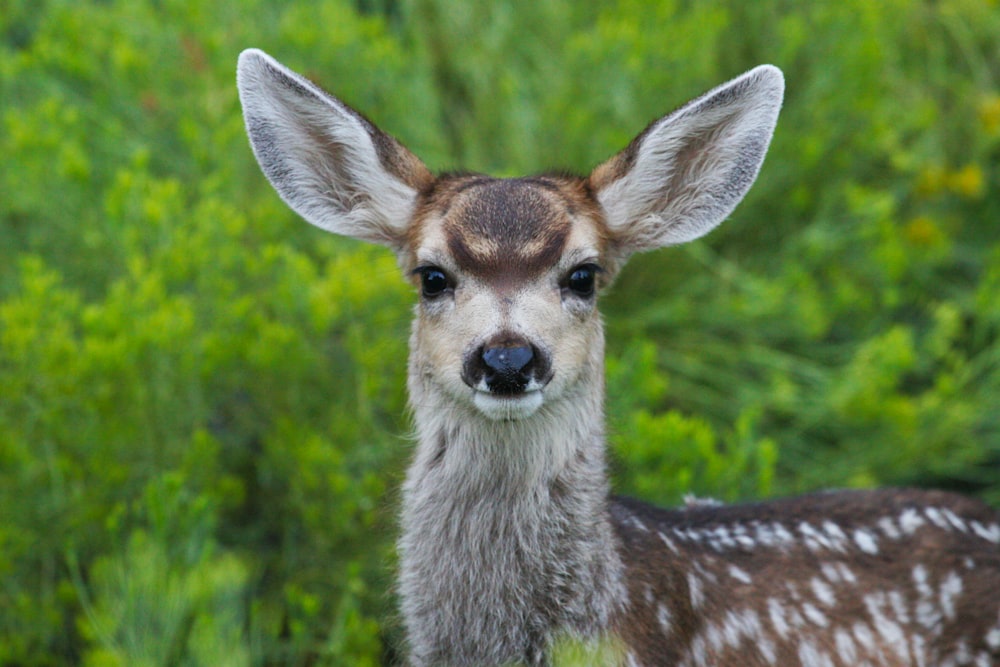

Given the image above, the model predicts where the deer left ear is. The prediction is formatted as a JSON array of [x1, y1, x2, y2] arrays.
[[237, 49, 433, 251], [589, 65, 784, 263]]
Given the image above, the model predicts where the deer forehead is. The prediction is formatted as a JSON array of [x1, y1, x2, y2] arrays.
[[410, 176, 607, 284]]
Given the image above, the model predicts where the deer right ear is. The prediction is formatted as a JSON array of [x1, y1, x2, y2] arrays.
[[236, 49, 433, 250], [589, 65, 784, 265]]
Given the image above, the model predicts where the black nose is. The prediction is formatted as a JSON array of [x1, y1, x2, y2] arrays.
[[482, 346, 534, 376], [481, 344, 534, 395], [459, 338, 536, 395]]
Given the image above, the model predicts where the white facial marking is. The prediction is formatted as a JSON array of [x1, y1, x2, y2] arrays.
[[471, 389, 544, 420]]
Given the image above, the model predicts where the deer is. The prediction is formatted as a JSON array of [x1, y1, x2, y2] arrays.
[[236, 49, 1000, 667]]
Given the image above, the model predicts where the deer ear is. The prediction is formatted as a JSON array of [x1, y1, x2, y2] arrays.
[[236, 49, 432, 250], [589, 65, 783, 262]]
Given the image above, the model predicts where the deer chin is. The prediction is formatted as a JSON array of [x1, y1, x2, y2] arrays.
[[472, 388, 544, 421]]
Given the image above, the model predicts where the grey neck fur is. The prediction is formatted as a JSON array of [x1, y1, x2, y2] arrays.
[[398, 333, 626, 666]]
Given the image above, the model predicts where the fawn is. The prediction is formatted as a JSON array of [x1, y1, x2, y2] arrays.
[[236, 49, 1000, 666]]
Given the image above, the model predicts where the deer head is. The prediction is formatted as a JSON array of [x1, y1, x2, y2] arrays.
[[236, 49, 783, 428]]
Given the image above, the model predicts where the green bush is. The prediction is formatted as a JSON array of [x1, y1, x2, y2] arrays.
[[2, 0, 999, 663]]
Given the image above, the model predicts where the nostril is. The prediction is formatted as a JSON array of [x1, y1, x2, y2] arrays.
[[482, 345, 534, 374]]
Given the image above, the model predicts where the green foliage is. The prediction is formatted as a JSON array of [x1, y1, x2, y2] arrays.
[[2, 0, 999, 663]]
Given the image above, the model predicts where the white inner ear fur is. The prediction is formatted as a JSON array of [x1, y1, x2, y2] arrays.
[[596, 65, 784, 255], [236, 48, 419, 248]]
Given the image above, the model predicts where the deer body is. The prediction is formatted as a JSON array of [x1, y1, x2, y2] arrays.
[[236, 50, 1000, 666]]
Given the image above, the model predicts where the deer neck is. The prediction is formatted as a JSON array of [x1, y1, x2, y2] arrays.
[[398, 337, 627, 664]]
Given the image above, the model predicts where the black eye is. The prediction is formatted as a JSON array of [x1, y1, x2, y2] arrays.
[[566, 264, 599, 298], [417, 267, 450, 298]]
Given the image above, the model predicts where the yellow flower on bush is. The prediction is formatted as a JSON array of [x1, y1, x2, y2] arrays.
[[979, 94, 1000, 135], [948, 163, 985, 199], [904, 216, 945, 247]]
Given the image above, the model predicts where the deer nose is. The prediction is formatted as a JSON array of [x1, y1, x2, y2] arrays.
[[482, 346, 534, 375], [478, 343, 535, 395]]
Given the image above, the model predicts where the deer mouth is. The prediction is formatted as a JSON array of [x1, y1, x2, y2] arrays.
[[471, 386, 545, 421]]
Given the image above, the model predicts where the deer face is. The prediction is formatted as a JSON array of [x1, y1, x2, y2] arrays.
[[236, 48, 783, 423], [405, 176, 609, 420]]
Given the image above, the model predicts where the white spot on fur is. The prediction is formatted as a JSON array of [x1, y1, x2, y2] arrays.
[[822, 521, 849, 550], [864, 592, 910, 662], [900, 507, 927, 534], [772, 522, 794, 545], [822, 561, 857, 585], [712, 526, 736, 549], [657, 603, 672, 633], [728, 565, 752, 584], [688, 573, 704, 609], [802, 602, 829, 627], [852, 621, 876, 653], [911, 634, 928, 667], [811, 577, 836, 607], [938, 570, 963, 620], [853, 528, 879, 554], [986, 627, 1000, 650], [970, 520, 1000, 543], [628, 514, 649, 533], [797, 639, 834, 667], [799, 521, 836, 552], [942, 508, 969, 532], [878, 515, 902, 540], [657, 531, 679, 554], [925, 507, 950, 530], [834, 627, 858, 664], [767, 598, 789, 638], [888, 589, 911, 624], [912, 565, 943, 632]]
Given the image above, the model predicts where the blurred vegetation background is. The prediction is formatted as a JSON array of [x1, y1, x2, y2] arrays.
[[2, 0, 1000, 664]]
